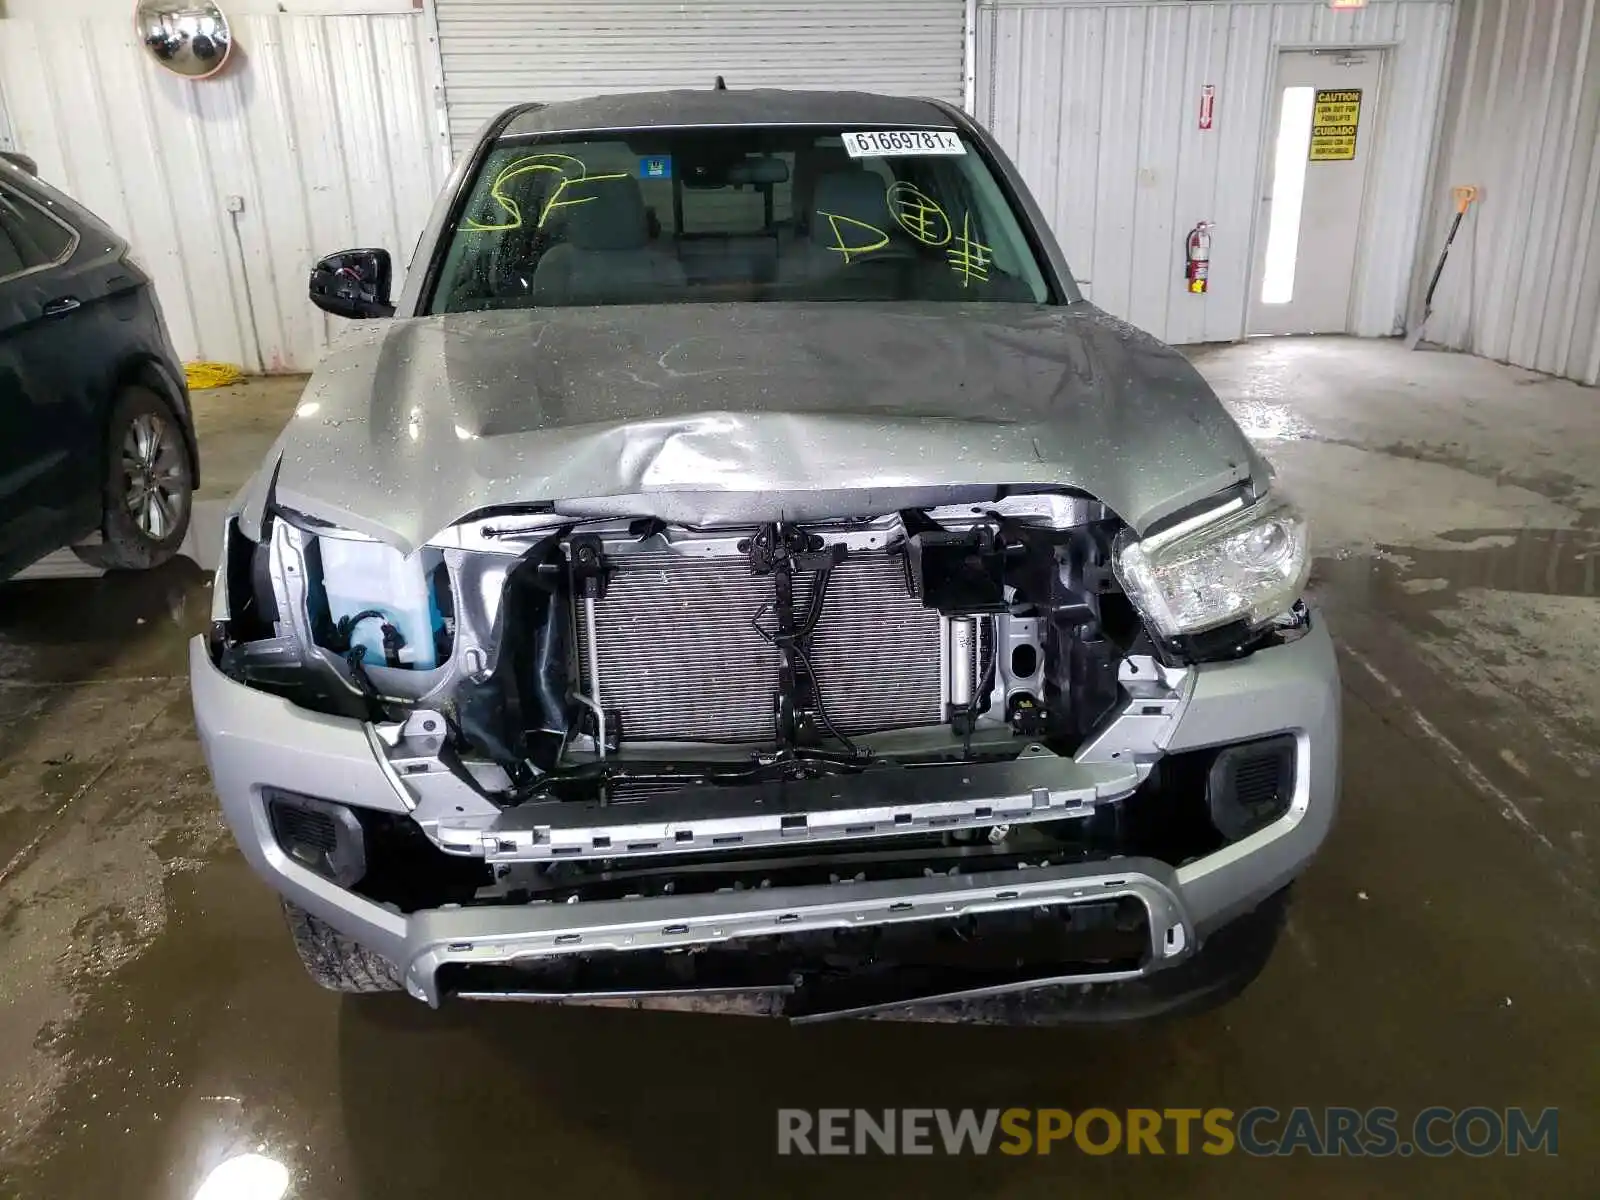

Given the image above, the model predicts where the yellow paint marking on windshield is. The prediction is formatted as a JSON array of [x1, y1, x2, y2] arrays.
[[886, 183, 952, 247], [461, 153, 629, 233], [815, 210, 891, 262], [948, 211, 992, 287], [538, 171, 630, 228]]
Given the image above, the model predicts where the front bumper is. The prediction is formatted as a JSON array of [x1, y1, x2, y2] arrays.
[[190, 622, 1340, 1008]]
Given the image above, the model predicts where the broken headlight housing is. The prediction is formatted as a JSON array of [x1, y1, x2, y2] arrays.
[[1112, 495, 1310, 637]]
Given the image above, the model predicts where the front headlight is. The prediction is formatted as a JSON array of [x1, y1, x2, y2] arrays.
[[1113, 495, 1310, 638]]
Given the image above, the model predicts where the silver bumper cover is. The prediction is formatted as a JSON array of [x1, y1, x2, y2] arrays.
[[408, 858, 1192, 1008], [191, 621, 1340, 1007]]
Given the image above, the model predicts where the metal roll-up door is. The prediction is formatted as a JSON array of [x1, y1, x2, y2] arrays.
[[435, 0, 967, 153]]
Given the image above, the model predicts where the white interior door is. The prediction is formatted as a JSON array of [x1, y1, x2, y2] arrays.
[[1250, 50, 1383, 336]]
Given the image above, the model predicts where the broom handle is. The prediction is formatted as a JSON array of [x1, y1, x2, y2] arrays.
[[1424, 211, 1466, 310], [1424, 187, 1480, 311]]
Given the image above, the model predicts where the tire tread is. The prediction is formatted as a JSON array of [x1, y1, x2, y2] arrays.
[[282, 901, 404, 994]]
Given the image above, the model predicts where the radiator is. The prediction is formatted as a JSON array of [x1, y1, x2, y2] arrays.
[[574, 550, 945, 743]]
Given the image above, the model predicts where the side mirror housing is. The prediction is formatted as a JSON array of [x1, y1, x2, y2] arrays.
[[0, 151, 38, 176], [309, 249, 395, 319]]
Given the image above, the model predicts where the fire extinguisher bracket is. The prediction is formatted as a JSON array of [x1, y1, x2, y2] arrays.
[[1186, 222, 1214, 295]]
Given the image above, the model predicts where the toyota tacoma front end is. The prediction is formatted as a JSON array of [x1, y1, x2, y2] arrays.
[[192, 88, 1340, 1020]]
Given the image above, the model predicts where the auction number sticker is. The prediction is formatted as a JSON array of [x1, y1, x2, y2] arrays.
[[843, 130, 966, 158]]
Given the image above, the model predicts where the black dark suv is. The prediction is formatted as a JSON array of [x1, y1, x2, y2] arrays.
[[0, 155, 199, 579]]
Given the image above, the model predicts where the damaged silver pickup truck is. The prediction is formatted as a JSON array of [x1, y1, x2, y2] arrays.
[[192, 88, 1339, 1021]]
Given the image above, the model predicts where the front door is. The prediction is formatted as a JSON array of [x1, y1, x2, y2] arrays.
[[1249, 49, 1383, 336], [0, 180, 93, 572]]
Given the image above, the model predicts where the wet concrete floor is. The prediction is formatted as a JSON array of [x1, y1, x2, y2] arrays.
[[0, 340, 1595, 1197]]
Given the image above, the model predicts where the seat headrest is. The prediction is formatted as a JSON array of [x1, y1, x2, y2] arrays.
[[809, 171, 892, 246], [562, 175, 650, 251], [792, 147, 859, 221]]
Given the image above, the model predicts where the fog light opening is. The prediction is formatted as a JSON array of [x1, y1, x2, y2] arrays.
[[265, 789, 367, 887], [1205, 735, 1296, 842]]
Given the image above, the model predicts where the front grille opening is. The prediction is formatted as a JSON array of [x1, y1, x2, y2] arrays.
[[371, 737, 1285, 918], [463, 748, 1249, 913], [350, 809, 494, 913], [1094, 751, 1228, 865]]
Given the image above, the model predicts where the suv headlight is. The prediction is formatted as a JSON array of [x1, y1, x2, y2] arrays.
[[1114, 495, 1310, 637]]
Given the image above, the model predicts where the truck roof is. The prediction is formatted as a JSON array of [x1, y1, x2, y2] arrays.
[[500, 88, 960, 139]]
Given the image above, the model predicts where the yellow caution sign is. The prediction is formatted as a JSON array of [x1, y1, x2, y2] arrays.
[[1310, 89, 1363, 161]]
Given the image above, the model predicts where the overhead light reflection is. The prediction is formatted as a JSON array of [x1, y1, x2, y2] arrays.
[[295, 401, 320, 419], [193, 1153, 289, 1200]]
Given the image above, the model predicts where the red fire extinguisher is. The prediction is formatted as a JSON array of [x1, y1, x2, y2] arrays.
[[1186, 222, 1213, 294]]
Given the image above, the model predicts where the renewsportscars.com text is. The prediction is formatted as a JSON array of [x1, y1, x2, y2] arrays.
[[777, 1106, 1559, 1158]]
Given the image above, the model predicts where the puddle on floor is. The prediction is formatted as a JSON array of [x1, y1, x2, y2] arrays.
[[1228, 398, 1317, 442]]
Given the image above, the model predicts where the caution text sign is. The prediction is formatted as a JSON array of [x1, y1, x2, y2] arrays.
[[1310, 89, 1363, 161]]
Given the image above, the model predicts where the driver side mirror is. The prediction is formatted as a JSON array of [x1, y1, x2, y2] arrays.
[[309, 248, 395, 319], [0, 151, 38, 176]]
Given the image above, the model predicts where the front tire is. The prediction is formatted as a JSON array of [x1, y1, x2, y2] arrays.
[[282, 901, 404, 993], [73, 385, 193, 571]]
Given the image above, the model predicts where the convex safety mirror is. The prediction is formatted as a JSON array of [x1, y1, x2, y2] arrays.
[[135, 1, 234, 79]]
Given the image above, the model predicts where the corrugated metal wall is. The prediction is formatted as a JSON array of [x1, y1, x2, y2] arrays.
[[0, 13, 446, 372], [1420, 0, 1600, 384], [434, 0, 968, 153], [978, 0, 1455, 346]]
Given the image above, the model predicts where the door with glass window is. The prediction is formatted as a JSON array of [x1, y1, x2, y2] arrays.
[[1249, 50, 1383, 336]]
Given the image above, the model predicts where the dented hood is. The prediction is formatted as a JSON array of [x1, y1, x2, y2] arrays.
[[258, 302, 1264, 552]]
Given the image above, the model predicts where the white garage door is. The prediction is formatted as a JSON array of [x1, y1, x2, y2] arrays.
[[435, 0, 967, 153]]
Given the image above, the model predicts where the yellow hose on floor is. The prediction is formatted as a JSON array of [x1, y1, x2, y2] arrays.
[[185, 361, 245, 390]]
